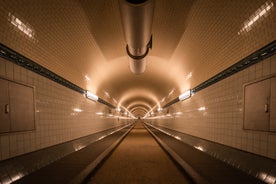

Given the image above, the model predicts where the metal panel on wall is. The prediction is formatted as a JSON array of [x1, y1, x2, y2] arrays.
[[9, 82, 35, 132], [244, 78, 270, 131]]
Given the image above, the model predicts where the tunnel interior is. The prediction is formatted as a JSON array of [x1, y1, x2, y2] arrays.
[[0, 0, 276, 183]]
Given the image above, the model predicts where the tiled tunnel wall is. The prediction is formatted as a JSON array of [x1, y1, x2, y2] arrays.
[[150, 54, 276, 160], [0, 57, 129, 161]]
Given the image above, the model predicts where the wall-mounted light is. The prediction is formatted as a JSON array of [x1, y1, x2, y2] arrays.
[[163, 89, 191, 109], [119, 0, 155, 74], [86, 91, 98, 101], [178, 89, 191, 101], [86, 91, 116, 109], [116, 106, 121, 112]]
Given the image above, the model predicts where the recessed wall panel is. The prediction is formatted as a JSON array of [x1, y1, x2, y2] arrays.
[[244, 79, 270, 131], [9, 82, 35, 132]]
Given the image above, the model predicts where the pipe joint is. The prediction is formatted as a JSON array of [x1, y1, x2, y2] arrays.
[[126, 35, 152, 60]]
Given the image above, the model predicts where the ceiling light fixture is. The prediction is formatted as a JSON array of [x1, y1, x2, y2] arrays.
[[119, 0, 155, 74], [157, 107, 163, 112], [86, 91, 115, 109], [163, 89, 192, 108], [116, 106, 121, 112], [178, 89, 191, 101], [86, 91, 99, 101]]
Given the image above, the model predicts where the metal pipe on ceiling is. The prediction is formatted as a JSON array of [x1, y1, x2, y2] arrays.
[[119, 0, 154, 74]]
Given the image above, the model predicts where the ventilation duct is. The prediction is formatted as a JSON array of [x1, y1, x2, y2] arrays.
[[119, 0, 154, 74]]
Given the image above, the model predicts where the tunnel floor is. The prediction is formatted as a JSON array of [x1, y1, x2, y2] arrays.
[[86, 122, 191, 184]]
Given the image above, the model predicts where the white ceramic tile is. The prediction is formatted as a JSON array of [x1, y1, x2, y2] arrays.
[[0, 135, 10, 160], [5, 61, 13, 80], [13, 64, 21, 82], [0, 60, 127, 161], [152, 56, 276, 159], [0, 58, 5, 76], [255, 62, 262, 79], [262, 59, 271, 77], [271, 55, 276, 74]]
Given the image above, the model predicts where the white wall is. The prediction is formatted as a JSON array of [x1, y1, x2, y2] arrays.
[[0, 57, 129, 161], [151, 54, 276, 159]]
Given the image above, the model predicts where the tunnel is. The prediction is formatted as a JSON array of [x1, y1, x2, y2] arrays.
[[0, 0, 276, 183]]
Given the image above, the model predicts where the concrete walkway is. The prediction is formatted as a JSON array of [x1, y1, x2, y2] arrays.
[[87, 122, 191, 184]]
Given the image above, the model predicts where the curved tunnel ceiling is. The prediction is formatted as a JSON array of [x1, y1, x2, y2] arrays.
[[0, 0, 275, 117]]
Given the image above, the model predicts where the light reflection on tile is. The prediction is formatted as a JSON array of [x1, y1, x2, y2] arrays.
[[0, 58, 129, 161]]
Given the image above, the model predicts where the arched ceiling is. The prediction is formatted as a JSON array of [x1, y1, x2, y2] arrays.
[[0, 0, 275, 117]]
